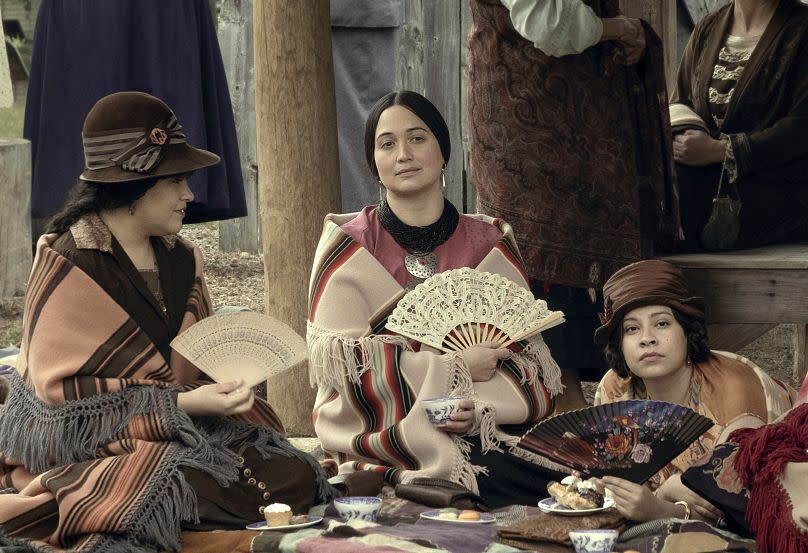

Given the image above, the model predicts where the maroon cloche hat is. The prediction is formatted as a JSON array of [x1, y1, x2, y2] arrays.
[[79, 91, 219, 183], [593, 259, 706, 344]]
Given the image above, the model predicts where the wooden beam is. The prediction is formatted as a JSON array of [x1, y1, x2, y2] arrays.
[[707, 323, 776, 353], [254, 1, 341, 436], [680, 269, 808, 324], [0, 139, 31, 300], [218, 0, 261, 253], [796, 323, 807, 383], [619, 0, 678, 92]]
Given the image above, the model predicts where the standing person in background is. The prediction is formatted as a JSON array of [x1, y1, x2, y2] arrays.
[[468, 0, 679, 410], [24, 0, 247, 241], [669, 0, 808, 251]]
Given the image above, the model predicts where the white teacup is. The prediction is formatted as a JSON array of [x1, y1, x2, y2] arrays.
[[333, 496, 383, 522], [568, 529, 619, 553], [422, 396, 464, 426]]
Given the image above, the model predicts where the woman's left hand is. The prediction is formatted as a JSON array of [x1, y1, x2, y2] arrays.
[[673, 130, 726, 166], [440, 399, 475, 434], [594, 476, 672, 521]]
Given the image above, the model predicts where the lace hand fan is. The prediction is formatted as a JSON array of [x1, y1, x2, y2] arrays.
[[512, 400, 714, 484], [385, 268, 564, 352], [170, 312, 307, 388]]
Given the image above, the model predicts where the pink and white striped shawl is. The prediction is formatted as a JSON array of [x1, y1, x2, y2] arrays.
[[0, 234, 328, 552], [307, 213, 563, 493]]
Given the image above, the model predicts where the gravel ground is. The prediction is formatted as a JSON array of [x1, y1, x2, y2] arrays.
[[1, 222, 801, 399]]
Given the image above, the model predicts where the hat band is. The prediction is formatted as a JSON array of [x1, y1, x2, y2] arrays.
[[83, 114, 187, 174]]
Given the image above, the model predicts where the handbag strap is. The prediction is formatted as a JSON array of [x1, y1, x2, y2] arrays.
[[714, 140, 740, 201]]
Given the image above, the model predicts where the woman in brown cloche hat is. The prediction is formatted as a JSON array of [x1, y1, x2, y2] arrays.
[[589, 259, 796, 523], [0, 92, 332, 551]]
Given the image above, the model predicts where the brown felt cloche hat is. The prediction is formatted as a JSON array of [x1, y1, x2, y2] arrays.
[[79, 91, 219, 183], [593, 259, 706, 344]]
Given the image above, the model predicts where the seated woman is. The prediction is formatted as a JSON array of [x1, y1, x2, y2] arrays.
[[676, 373, 808, 553], [669, 0, 808, 251], [307, 90, 565, 508], [0, 92, 331, 551], [592, 259, 795, 521]]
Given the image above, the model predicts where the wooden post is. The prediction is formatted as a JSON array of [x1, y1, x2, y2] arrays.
[[254, 1, 341, 436], [620, 0, 678, 92], [0, 139, 32, 299], [795, 324, 807, 384], [218, 0, 261, 253]]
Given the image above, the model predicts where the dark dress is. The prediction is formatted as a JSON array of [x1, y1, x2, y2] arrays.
[[24, 0, 246, 223]]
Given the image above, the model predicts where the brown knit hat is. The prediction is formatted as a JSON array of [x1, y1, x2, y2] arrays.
[[593, 260, 706, 344], [79, 91, 220, 183]]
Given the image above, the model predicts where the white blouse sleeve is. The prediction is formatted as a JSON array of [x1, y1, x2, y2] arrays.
[[500, 0, 603, 57]]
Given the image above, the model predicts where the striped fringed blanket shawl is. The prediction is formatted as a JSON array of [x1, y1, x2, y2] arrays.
[[0, 236, 331, 553], [307, 213, 564, 493]]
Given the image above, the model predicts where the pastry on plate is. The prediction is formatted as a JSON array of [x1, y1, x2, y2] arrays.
[[264, 503, 292, 526], [546, 475, 605, 510]]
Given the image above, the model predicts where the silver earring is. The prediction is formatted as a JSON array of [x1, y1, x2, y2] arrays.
[[441, 168, 446, 191], [378, 180, 385, 202], [128, 203, 136, 216]]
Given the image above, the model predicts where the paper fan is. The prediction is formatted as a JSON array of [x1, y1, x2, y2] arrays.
[[170, 312, 307, 387], [512, 400, 715, 484], [385, 268, 564, 352]]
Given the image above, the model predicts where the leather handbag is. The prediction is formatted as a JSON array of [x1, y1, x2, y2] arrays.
[[395, 478, 490, 511], [700, 159, 742, 251]]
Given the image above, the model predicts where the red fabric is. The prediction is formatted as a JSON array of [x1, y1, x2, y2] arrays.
[[341, 206, 504, 288], [731, 403, 808, 553]]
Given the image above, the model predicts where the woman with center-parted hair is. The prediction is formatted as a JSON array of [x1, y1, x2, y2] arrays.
[[0, 92, 332, 552], [591, 259, 795, 522], [307, 90, 568, 509]]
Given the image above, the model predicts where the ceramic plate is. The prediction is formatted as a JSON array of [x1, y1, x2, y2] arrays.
[[246, 514, 323, 531], [537, 497, 615, 516], [419, 510, 495, 524]]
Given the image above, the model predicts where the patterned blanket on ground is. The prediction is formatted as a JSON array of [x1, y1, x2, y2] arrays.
[[0, 236, 330, 552]]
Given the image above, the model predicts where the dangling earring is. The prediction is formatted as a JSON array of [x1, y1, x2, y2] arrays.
[[378, 179, 385, 202], [441, 165, 446, 192], [128, 203, 137, 216]]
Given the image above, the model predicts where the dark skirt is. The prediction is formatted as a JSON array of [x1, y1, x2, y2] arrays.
[[24, 0, 246, 223], [532, 282, 606, 380], [673, 163, 808, 252]]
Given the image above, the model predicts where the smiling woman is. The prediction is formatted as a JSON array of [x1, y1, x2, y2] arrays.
[[591, 259, 796, 523]]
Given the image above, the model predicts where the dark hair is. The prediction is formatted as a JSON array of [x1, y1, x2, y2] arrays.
[[363, 90, 451, 178], [603, 308, 710, 379], [46, 178, 159, 235]]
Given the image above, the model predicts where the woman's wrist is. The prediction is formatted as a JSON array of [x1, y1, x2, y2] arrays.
[[600, 18, 623, 41], [713, 136, 729, 164]]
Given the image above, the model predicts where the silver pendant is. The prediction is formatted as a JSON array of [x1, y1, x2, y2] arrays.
[[404, 252, 437, 280]]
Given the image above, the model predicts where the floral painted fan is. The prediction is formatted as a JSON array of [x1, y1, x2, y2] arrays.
[[170, 311, 307, 388], [512, 400, 715, 484], [385, 268, 565, 352]]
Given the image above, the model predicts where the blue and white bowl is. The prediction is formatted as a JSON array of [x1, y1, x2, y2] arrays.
[[422, 396, 464, 426], [568, 529, 619, 553], [333, 496, 383, 522]]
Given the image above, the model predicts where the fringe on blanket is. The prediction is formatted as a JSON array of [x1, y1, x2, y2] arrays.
[[0, 372, 211, 474], [510, 335, 564, 397], [197, 418, 337, 503], [508, 444, 575, 476], [306, 322, 413, 388]]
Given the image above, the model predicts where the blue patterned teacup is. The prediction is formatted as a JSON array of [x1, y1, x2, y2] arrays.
[[422, 396, 464, 426], [568, 529, 619, 553], [333, 496, 383, 522]]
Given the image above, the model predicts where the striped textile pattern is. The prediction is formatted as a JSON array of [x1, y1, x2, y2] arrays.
[[0, 235, 307, 552], [307, 214, 559, 492]]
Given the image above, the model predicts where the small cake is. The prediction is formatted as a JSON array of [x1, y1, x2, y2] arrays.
[[436, 508, 459, 520], [458, 510, 481, 521], [263, 503, 292, 526], [547, 475, 605, 510]]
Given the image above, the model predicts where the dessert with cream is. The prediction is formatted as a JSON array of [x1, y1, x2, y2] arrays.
[[546, 475, 605, 510], [263, 502, 292, 526]]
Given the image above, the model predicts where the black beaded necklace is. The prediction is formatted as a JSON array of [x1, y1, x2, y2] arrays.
[[377, 198, 459, 255]]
